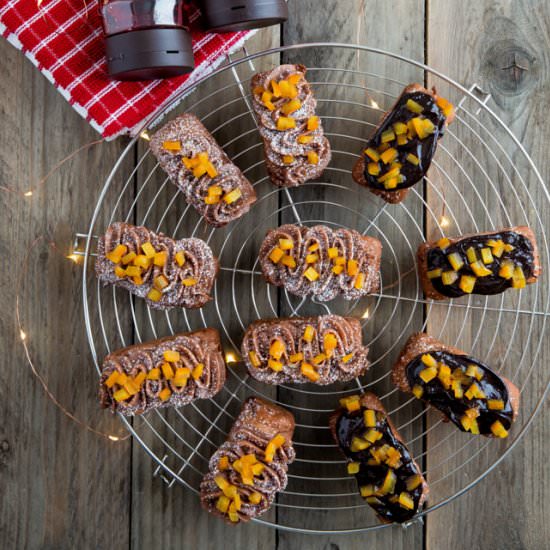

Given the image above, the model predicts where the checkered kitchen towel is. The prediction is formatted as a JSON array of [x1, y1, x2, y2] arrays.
[[0, 0, 256, 138]]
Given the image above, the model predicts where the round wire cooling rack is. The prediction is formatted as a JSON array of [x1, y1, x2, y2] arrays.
[[81, 44, 550, 534]]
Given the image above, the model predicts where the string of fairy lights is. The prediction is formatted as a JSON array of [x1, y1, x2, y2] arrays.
[[13, 108, 449, 445]]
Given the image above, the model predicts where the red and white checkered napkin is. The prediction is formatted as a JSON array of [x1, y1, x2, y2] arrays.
[[0, 0, 255, 139]]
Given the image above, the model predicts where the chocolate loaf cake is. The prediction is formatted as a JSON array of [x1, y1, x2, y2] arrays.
[[99, 329, 226, 416], [392, 333, 520, 438], [259, 224, 382, 301], [95, 222, 218, 310], [418, 226, 541, 300], [200, 397, 296, 524], [150, 114, 256, 227], [241, 315, 370, 385], [250, 64, 331, 187], [353, 84, 455, 203], [330, 392, 428, 523]]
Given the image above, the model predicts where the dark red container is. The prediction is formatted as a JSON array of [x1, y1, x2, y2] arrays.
[[99, 0, 194, 80]]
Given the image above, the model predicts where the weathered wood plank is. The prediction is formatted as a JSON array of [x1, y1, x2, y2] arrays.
[[0, 37, 134, 548], [426, 2, 550, 549], [129, 29, 282, 550], [276, 0, 426, 546]]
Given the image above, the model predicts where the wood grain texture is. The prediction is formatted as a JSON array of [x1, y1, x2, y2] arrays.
[[425, 1, 550, 549], [2, 1, 550, 549], [276, 1, 426, 547], [129, 29, 282, 550], [0, 37, 133, 548]]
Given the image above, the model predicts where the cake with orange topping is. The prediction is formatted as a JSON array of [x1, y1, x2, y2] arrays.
[[95, 222, 218, 309], [150, 113, 256, 227], [330, 392, 428, 523], [353, 84, 454, 203], [99, 329, 226, 415], [200, 397, 296, 524], [250, 64, 331, 186], [259, 224, 381, 301], [392, 333, 520, 438], [241, 315, 370, 385], [417, 226, 540, 300]]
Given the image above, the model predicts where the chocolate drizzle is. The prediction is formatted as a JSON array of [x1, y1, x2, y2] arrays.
[[99, 329, 226, 416], [406, 351, 514, 434], [427, 230, 535, 298], [241, 315, 370, 385], [259, 224, 382, 301], [332, 395, 427, 524], [250, 64, 331, 187], [95, 222, 218, 309], [150, 114, 256, 227], [362, 89, 446, 192]]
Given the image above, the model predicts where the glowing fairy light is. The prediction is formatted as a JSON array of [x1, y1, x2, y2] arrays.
[[67, 253, 80, 263], [20, 330, 27, 341], [108, 435, 120, 442], [440, 216, 450, 228], [370, 99, 380, 109], [140, 131, 151, 141], [24, 191, 33, 197], [225, 351, 238, 364], [362, 309, 370, 319]]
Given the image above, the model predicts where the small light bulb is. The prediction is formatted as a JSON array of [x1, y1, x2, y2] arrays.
[[20, 330, 27, 341], [140, 131, 151, 142], [440, 216, 450, 228], [108, 435, 120, 441], [24, 190, 33, 197], [225, 351, 237, 364], [370, 99, 380, 109], [67, 253, 80, 263], [362, 309, 370, 319]]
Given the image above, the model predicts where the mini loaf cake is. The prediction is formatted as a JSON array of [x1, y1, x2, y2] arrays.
[[99, 329, 226, 416], [259, 224, 382, 301], [241, 315, 370, 385], [250, 64, 331, 187], [353, 84, 455, 203], [95, 222, 218, 309], [392, 333, 519, 438], [150, 113, 256, 227], [330, 393, 428, 523], [200, 397, 296, 524], [418, 226, 541, 300]]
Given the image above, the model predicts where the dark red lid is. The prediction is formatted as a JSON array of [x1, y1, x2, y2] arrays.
[[201, 0, 288, 33], [105, 27, 194, 81]]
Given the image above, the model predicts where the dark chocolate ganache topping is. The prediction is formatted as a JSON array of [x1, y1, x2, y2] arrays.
[[336, 403, 424, 523], [406, 351, 513, 436], [427, 231, 534, 298], [362, 90, 447, 192]]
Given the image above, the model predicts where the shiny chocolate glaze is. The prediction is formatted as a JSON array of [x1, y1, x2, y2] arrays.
[[406, 351, 514, 433], [427, 231, 534, 298], [336, 409, 424, 523], [362, 91, 446, 191]]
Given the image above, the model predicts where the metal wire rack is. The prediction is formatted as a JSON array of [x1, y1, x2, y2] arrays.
[[79, 44, 550, 534]]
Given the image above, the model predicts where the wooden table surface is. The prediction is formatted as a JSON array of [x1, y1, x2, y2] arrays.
[[1, 1, 549, 548]]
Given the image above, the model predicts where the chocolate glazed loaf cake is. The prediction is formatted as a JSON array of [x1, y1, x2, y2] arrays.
[[150, 113, 256, 227], [259, 224, 382, 301], [250, 64, 331, 187], [353, 84, 455, 203], [330, 393, 428, 524], [200, 397, 296, 524], [99, 329, 226, 416], [418, 226, 541, 300], [241, 315, 370, 385], [392, 333, 519, 438], [95, 222, 219, 309]]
